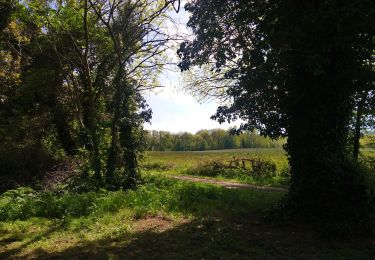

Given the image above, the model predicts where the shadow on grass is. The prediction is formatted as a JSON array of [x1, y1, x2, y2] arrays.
[[0, 220, 67, 259], [19, 217, 375, 260], [0, 184, 284, 258], [1, 178, 374, 259]]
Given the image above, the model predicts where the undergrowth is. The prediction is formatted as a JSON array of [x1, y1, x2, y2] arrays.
[[184, 158, 290, 186], [0, 174, 283, 222]]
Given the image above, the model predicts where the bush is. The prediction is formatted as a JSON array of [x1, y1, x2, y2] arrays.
[[185, 158, 277, 179], [0, 175, 283, 221], [141, 161, 175, 171], [0, 187, 101, 220]]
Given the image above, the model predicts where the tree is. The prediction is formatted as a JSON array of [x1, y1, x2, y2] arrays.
[[86, 0, 170, 185], [174, 132, 195, 151], [0, 0, 180, 189], [47, 0, 182, 187], [0, 0, 59, 185], [178, 0, 375, 233]]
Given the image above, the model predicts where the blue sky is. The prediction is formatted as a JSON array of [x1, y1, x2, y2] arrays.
[[143, 3, 238, 134]]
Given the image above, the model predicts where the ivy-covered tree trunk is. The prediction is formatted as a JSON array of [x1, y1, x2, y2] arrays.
[[81, 73, 101, 183], [285, 56, 370, 234], [119, 94, 139, 189], [106, 69, 125, 184], [178, 0, 374, 234]]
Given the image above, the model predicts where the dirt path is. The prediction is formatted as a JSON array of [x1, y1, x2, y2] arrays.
[[169, 175, 287, 192]]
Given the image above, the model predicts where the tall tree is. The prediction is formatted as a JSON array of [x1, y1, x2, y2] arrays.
[[87, 0, 175, 186], [0, 0, 55, 183], [0, 0, 180, 189], [178, 0, 375, 233]]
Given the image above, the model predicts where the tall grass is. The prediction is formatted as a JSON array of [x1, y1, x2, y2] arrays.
[[0, 175, 283, 222], [142, 148, 290, 185]]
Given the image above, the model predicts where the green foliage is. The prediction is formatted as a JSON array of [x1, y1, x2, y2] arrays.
[[359, 155, 375, 193], [0, 0, 176, 190], [0, 187, 99, 220], [0, 174, 282, 222], [185, 158, 277, 180], [0, 177, 373, 259], [145, 129, 285, 151], [0, 140, 60, 192], [178, 0, 375, 234], [361, 134, 375, 149]]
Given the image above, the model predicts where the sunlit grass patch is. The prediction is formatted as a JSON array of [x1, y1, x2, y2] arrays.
[[1, 172, 374, 259], [143, 148, 290, 186], [0, 174, 284, 258]]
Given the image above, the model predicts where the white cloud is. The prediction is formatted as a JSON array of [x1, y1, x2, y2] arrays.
[[143, 3, 240, 134], [144, 85, 237, 133]]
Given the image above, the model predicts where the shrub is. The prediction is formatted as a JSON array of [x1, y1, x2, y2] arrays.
[[185, 158, 277, 179], [141, 161, 175, 171], [0, 187, 102, 220]]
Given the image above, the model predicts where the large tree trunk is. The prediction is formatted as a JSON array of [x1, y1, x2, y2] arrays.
[[120, 94, 138, 189], [41, 66, 77, 156], [285, 57, 370, 234], [105, 68, 124, 184], [120, 120, 138, 189], [81, 0, 101, 183], [81, 72, 101, 183], [279, 0, 372, 233]]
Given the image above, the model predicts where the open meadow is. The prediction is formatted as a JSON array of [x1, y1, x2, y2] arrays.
[[142, 148, 290, 187], [143, 148, 375, 187]]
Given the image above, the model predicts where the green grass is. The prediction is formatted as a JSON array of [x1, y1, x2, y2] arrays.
[[0, 175, 281, 222], [142, 148, 290, 186], [142, 148, 375, 188], [1, 174, 374, 259], [143, 148, 288, 169], [1, 148, 374, 259], [0, 175, 284, 258]]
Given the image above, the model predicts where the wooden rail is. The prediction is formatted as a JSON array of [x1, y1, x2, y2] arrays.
[[226, 157, 276, 176]]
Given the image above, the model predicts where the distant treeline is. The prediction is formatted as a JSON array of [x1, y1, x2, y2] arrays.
[[145, 129, 286, 151]]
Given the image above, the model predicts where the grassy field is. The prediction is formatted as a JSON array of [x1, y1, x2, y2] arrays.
[[142, 148, 375, 186], [143, 148, 288, 168], [142, 148, 290, 187], [1, 148, 374, 259]]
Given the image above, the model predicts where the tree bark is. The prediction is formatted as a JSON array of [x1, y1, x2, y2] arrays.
[[106, 68, 124, 183], [83, 0, 101, 182], [120, 99, 138, 189]]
